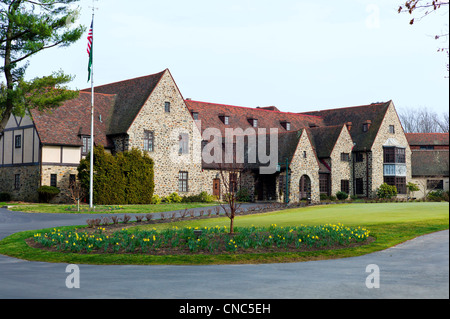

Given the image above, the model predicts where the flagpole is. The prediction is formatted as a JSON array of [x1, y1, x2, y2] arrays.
[[89, 11, 95, 209]]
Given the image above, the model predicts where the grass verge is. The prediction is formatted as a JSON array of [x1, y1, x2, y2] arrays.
[[6, 202, 216, 214], [0, 202, 448, 265]]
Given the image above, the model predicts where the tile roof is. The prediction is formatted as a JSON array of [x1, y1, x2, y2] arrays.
[[30, 91, 117, 148], [81, 70, 166, 135], [185, 100, 325, 137], [406, 133, 449, 146], [307, 125, 345, 158], [411, 150, 449, 177], [301, 101, 391, 151]]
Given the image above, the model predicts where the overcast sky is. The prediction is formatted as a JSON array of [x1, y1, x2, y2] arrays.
[[23, 0, 449, 115]]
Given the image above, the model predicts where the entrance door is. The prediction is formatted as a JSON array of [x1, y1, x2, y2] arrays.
[[213, 178, 220, 198], [300, 175, 311, 200]]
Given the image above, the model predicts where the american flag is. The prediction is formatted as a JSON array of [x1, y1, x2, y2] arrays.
[[87, 19, 93, 82], [87, 20, 93, 56]]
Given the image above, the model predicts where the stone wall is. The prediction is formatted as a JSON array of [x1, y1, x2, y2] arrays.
[[288, 130, 320, 203], [0, 165, 40, 202], [41, 165, 79, 204], [329, 125, 354, 197], [126, 70, 211, 197], [370, 102, 412, 198]]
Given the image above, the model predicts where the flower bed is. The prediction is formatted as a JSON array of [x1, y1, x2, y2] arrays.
[[30, 224, 372, 255]]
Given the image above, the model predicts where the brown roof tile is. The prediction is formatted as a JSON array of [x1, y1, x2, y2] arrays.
[[30, 92, 116, 148], [81, 70, 166, 135], [411, 150, 449, 177], [301, 101, 391, 151], [406, 133, 449, 146]]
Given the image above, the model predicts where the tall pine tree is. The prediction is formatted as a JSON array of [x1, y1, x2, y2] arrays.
[[0, 0, 85, 132]]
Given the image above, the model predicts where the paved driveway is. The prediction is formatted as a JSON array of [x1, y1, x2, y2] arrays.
[[0, 208, 448, 299]]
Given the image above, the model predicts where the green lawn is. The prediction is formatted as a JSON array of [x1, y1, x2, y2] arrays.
[[0, 202, 448, 265], [136, 202, 449, 230], [6, 202, 217, 214]]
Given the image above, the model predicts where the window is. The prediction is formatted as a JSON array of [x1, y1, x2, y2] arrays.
[[281, 121, 291, 130], [384, 176, 406, 194], [179, 133, 189, 154], [383, 147, 395, 163], [355, 152, 364, 162], [355, 178, 364, 195], [341, 153, 350, 162], [82, 136, 91, 155], [50, 174, 57, 188], [362, 123, 369, 132], [192, 112, 199, 120], [179, 171, 188, 192], [224, 116, 229, 125], [319, 174, 330, 195], [144, 131, 154, 152], [165, 102, 171, 113], [395, 148, 405, 163], [341, 180, 350, 194], [229, 173, 238, 193], [420, 145, 434, 150], [14, 174, 20, 190], [248, 118, 258, 127], [15, 135, 22, 148], [427, 180, 444, 190], [303, 151, 307, 158], [384, 147, 405, 164], [389, 125, 395, 134]]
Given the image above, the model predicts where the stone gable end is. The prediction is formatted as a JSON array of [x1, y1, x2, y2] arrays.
[[289, 130, 320, 203], [126, 70, 205, 197], [329, 125, 354, 196], [370, 101, 412, 196]]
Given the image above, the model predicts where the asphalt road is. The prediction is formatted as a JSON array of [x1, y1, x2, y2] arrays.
[[0, 208, 448, 299]]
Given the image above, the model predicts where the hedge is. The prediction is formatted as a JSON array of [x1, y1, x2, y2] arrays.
[[78, 146, 155, 205]]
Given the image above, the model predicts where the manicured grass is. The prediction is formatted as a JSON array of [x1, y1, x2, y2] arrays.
[[0, 202, 448, 265], [7, 202, 216, 214]]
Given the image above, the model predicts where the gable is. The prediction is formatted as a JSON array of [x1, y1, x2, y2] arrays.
[[302, 101, 390, 151], [82, 70, 166, 135]]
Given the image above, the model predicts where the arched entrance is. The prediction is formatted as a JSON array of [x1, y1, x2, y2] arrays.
[[299, 175, 311, 201]]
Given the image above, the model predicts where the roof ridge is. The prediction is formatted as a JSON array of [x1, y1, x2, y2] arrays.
[[185, 99, 322, 118], [82, 69, 167, 91], [301, 101, 391, 114]]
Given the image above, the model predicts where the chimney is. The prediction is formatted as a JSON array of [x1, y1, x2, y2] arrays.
[[346, 122, 352, 131]]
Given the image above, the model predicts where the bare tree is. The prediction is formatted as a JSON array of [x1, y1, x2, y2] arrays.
[[398, 1, 449, 75], [217, 162, 244, 235], [398, 107, 449, 132]]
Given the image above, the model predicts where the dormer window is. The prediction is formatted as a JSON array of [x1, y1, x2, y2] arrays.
[[249, 118, 258, 128], [81, 136, 91, 155], [219, 115, 230, 125], [281, 121, 291, 131], [192, 112, 199, 120], [363, 120, 372, 132]]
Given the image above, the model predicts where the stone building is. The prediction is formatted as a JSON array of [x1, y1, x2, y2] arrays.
[[406, 133, 449, 198], [0, 68, 425, 204]]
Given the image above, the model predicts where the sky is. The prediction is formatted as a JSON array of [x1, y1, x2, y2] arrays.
[[22, 0, 450, 115]]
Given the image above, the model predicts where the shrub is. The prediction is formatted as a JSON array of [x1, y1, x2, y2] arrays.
[[236, 188, 250, 202], [427, 190, 444, 202], [37, 186, 60, 203], [78, 146, 154, 205], [320, 194, 328, 201], [376, 183, 397, 199], [151, 194, 161, 205], [168, 192, 182, 203], [0, 192, 12, 202], [336, 191, 348, 200]]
